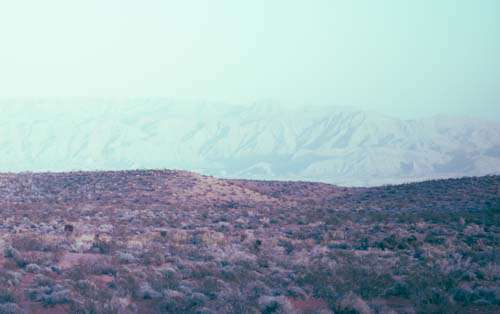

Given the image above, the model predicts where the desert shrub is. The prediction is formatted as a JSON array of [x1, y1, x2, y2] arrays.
[[191, 234, 203, 245], [12, 235, 44, 251], [0, 271, 22, 288], [472, 286, 500, 306], [191, 262, 218, 280], [0, 289, 16, 304], [65, 259, 116, 283], [66, 264, 91, 282], [452, 287, 475, 305], [277, 239, 294, 254], [155, 290, 210, 313], [43, 289, 71, 306], [151, 267, 180, 291], [94, 264, 117, 276], [404, 235, 418, 246], [375, 234, 398, 250], [257, 295, 294, 314], [3, 246, 32, 269], [328, 242, 350, 250], [116, 252, 137, 264], [26, 263, 41, 273], [253, 239, 262, 252], [72, 280, 96, 298], [26, 276, 71, 307], [424, 234, 446, 245], [186, 292, 209, 308], [214, 289, 254, 314], [400, 261, 466, 313], [33, 274, 54, 287], [114, 269, 140, 297], [69, 299, 120, 314], [385, 281, 410, 298], [3, 247, 20, 260], [11, 234, 59, 252], [245, 280, 272, 301], [417, 288, 454, 313], [137, 282, 162, 300], [198, 276, 226, 300], [296, 265, 337, 308], [91, 239, 115, 254], [220, 264, 253, 284], [139, 248, 166, 266], [156, 297, 187, 313], [297, 251, 396, 306], [12, 251, 61, 270], [69, 279, 116, 313], [335, 292, 373, 314], [0, 302, 22, 314], [354, 237, 369, 250], [257, 257, 269, 269]]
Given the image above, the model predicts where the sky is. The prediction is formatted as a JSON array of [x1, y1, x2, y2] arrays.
[[0, 0, 499, 120]]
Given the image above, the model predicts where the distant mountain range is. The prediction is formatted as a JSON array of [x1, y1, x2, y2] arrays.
[[1, 99, 499, 186]]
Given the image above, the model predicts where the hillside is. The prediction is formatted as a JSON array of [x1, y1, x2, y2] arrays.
[[1, 170, 498, 212], [1, 100, 500, 186], [0, 170, 499, 313]]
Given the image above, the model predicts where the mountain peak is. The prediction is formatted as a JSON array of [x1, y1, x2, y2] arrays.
[[1, 100, 499, 186]]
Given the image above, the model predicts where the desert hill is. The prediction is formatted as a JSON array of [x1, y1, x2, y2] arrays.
[[0, 170, 498, 313], [1, 170, 497, 212]]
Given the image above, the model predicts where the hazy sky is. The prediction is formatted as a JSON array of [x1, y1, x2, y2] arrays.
[[0, 1, 499, 119]]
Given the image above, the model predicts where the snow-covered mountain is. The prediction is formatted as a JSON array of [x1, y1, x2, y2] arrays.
[[1, 99, 499, 186]]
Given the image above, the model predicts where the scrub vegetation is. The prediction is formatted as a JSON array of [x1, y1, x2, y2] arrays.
[[0, 170, 498, 313]]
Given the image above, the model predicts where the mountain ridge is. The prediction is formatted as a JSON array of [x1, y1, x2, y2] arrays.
[[1, 101, 499, 186]]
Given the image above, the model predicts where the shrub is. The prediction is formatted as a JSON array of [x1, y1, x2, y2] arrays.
[[11, 235, 55, 252], [91, 239, 114, 254], [257, 296, 294, 314], [137, 283, 162, 300], [0, 302, 22, 314], [0, 289, 15, 304], [116, 252, 137, 264], [424, 234, 446, 245], [3, 247, 19, 260], [26, 264, 41, 273], [336, 292, 372, 314], [26, 279, 71, 307], [385, 281, 410, 298], [277, 240, 294, 254]]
